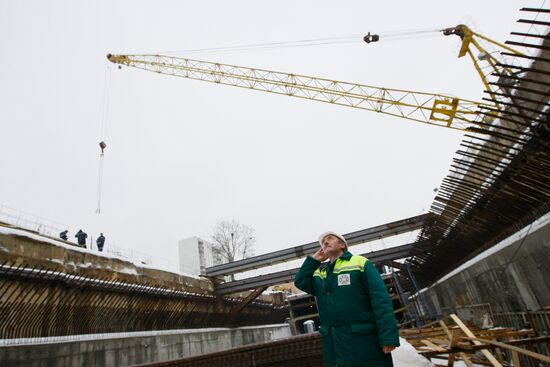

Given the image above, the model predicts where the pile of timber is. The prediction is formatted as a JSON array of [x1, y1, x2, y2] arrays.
[[401, 314, 550, 367]]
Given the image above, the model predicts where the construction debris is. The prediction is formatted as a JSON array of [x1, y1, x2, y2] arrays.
[[400, 314, 550, 367]]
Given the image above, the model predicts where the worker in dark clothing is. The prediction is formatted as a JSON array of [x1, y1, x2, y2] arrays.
[[59, 230, 68, 241], [75, 229, 88, 247], [96, 233, 105, 252], [294, 231, 399, 367]]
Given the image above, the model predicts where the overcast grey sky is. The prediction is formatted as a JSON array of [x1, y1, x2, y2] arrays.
[[0, 1, 536, 271]]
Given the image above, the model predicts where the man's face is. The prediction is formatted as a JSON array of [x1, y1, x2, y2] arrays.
[[321, 235, 346, 257]]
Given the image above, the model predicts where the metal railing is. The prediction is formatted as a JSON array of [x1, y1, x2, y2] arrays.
[[0, 204, 175, 272], [0, 204, 67, 237], [103, 244, 174, 271]]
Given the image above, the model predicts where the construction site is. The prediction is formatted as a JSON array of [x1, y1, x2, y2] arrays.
[[1, 2, 550, 367]]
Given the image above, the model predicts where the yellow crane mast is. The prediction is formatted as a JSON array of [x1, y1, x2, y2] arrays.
[[442, 24, 526, 106]]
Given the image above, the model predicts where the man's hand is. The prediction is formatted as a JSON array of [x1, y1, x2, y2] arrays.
[[312, 248, 328, 262], [382, 346, 396, 354]]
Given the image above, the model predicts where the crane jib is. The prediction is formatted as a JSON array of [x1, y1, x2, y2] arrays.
[[106, 53, 492, 132]]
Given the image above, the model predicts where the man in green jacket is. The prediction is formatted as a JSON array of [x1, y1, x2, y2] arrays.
[[294, 231, 399, 367]]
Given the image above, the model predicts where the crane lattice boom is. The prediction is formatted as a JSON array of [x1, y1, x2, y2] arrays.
[[107, 54, 491, 131]]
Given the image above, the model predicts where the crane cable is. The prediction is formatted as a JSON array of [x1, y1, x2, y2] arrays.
[[96, 63, 112, 214], [150, 26, 445, 57]]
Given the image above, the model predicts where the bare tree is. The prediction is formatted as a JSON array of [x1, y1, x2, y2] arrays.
[[211, 220, 256, 263]]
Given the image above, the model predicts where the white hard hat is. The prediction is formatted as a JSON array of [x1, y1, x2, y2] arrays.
[[318, 231, 348, 247]]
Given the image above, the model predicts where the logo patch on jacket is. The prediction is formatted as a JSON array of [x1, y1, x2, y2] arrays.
[[337, 273, 351, 286]]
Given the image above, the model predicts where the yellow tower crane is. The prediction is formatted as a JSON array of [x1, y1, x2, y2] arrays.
[[442, 24, 526, 106], [106, 25, 521, 132]]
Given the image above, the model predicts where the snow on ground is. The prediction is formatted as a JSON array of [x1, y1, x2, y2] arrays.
[[0, 225, 202, 279], [393, 338, 486, 367], [394, 337, 436, 367], [0, 225, 90, 254]]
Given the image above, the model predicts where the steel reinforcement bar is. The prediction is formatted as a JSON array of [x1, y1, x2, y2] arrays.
[[0, 261, 287, 338]]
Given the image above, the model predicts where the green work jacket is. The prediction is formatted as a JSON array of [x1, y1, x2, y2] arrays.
[[294, 251, 399, 367]]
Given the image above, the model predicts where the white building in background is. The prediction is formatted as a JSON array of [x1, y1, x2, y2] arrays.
[[178, 236, 224, 275]]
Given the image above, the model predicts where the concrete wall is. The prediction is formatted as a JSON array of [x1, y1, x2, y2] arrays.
[[423, 214, 550, 315], [0, 226, 212, 294], [0, 226, 289, 338], [0, 324, 291, 367]]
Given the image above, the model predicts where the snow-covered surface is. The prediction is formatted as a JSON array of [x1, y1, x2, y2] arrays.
[[0, 225, 90, 254], [0, 324, 290, 346], [428, 212, 550, 288], [393, 337, 436, 367], [0, 225, 202, 279], [393, 337, 488, 367]]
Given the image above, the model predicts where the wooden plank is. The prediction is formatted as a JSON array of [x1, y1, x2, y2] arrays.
[[406, 325, 534, 341], [477, 330, 534, 339], [450, 329, 461, 347], [447, 352, 456, 367], [511, 350, 521, 367], [421, 336, 550, 357], [401, 325, 447, 334], [459, 353, 474, 367], [456, 342, 474, 350], [432, 338, 452, 346], [450, 314, 502, 367], [402, 329, 458, 340], [476, 328, 514, 334], [465, 336, 550, 364], [445, 321, 461, 367], [421, 339, 447, 352], [439, 320, 452, 339]]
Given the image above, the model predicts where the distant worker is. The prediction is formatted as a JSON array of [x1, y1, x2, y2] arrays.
[[75, 229, 88, 247], [59, 230, 68, 241], [96, 233, 106, 252], [294, 231, 399, 367]]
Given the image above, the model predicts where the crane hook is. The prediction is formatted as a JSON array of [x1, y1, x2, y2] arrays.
[[99, 141, 107, 154]]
